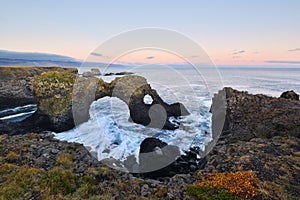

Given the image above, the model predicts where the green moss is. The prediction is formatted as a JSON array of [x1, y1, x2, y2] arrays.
[[41, 167, 76, 195], [31, 71, 76, 116], [186, 185, 242, 200], [0, 164, 45, 200]]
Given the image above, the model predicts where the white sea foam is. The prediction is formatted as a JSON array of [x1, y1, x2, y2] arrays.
[[55, 91, 212, 162]]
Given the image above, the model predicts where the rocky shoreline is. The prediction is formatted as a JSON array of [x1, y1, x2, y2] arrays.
[[0, 66, 299, 199], [0, 66, 188, 134]]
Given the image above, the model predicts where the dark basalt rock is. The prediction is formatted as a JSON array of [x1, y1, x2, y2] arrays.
[[139, 138, 168, 153], [137, 138, 206, 179], [107, 75, 190, 130], [115, 71, 134, 75], [0, 112, 53, 135], [103, 72, 114, 76], [280, 90, 299, 101], [212, 87, 300, 142], [103, 71, 134, 76]]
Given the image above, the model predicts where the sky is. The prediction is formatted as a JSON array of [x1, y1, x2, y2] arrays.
[[0, 0, 300, 66]]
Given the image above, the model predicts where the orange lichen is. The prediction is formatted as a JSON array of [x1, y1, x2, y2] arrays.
[[193, 171, 261, 199]]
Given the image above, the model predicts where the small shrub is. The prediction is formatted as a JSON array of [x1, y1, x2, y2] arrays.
[[186, 185, 241, 200]]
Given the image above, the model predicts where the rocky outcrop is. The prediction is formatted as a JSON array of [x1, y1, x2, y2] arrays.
[[104, 71, 134, 76], [216, 87, 300, 142], [280, 90, 299, 100], [108, 75, 189, 130], [205, 87, 300, 199], [0, 67, 189, 134], [0, 66, 77, 110], [91, 68, 101, 75]]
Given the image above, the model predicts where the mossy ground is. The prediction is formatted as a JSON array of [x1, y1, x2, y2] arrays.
[[30, 71, 76, 116]]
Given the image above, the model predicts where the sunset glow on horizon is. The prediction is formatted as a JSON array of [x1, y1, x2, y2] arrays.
[[1, 0, 299, 66]]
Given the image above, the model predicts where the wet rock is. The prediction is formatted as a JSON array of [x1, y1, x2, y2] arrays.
[[139, 138, 180, 176], [115, 71, 134, 75], [138, 138, 207, 179], [104, 72, 114, 76], [110, 75, 189, 130]]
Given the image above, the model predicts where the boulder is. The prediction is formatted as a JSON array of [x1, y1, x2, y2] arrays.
[[137, 138, 206, 178], [138, 138, 180, 176], [91, 68, 101, 75], [82, 71, 93, 77], [280, 90, 299, 100]]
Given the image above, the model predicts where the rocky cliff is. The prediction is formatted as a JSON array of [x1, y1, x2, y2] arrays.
[[0, 66, 188, 134], [0, 66, 77, 110]]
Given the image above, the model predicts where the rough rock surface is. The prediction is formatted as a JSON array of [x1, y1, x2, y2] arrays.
[[0, 66, 77, 110], [0, 133, 197, 199], [109, 75, 189, 130], [205, 87, 300, 199], [136, 138, 206, 179], [219, 87, 300, 141], [280, 90, 299, 101]]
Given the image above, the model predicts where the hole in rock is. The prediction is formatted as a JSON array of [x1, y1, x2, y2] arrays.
[[143, 94, 153, 105]]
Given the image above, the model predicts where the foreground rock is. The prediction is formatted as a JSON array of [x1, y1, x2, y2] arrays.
[[0, 133, 196, 199], [137, 138, 206, 178]]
